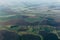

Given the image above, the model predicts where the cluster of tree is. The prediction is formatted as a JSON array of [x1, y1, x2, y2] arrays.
[[39, 31, 59, 40], [0, 30, 21, 40], [0, 30, 41, 40], [0, 30, 59, 40]]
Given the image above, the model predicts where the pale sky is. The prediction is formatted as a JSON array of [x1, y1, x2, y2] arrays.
[[0, 0, 60, 17], [0, 0, 60, 5]]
